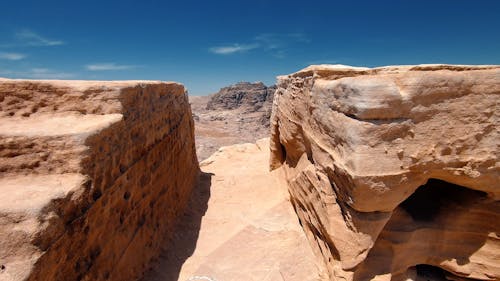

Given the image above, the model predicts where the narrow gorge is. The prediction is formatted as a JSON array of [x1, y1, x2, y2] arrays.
[[0, 64, 498, 281]]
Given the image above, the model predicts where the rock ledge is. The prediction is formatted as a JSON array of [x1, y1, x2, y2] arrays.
[[271, 65, 500, 281]]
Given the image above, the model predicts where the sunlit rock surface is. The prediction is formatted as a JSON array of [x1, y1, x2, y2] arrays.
[[270, 65, 500, 281], [0, 79, 199, 281], [143, 138, 320, 281]]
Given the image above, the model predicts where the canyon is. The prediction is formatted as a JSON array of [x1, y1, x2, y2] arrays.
[[0, 64, 499, 281]]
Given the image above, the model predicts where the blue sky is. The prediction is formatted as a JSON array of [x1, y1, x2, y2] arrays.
[[1, 0, 499, 95]]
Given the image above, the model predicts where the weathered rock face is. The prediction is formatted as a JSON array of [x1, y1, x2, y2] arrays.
[[0, 79, 199, 281], [191, 82, 277, 160], [206, 81, 276, 112], [270, 65, 500, 281]]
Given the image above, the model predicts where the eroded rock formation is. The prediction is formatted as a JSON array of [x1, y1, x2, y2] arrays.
[[270, 65, 500, 281], [191, 82, 276, 160], [0, 79, 199, 281], [206, 81, 276, 112]]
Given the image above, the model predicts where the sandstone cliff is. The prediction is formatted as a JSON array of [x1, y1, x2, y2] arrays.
[[0, 79, 199, 281], [270, 65, 500, 281]]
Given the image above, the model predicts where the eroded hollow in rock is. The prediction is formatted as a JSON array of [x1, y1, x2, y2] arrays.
[[400, 178, 488, 222], [415, 264, 448, 281]]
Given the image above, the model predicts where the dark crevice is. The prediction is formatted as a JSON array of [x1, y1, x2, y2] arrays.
[[400, 178, 487, 222], [279, 142, 287, 163], [343, 112, 410, 124], [414, 264, 475, 281], [416, 264, 447, 281]]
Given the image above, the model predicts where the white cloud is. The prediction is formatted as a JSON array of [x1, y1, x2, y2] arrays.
[[0, 52, 26, 60], [209, 33, 309, 57], [255, 33, 310, 50], [85, 63, 137, 71], [29, 71, 74, 79], [209, 44, 259, 55], [15, 30, 64, 46], [287, 33, 311, 43], [30, 68, 51, 74], [307, 59, 340, 65], [0, 68, 75, 79]]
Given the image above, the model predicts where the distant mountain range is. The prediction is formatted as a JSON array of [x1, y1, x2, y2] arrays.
[[190, 82, 277, 160]]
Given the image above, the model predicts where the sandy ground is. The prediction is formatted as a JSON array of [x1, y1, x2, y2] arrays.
[[142, 139, 320, 281]]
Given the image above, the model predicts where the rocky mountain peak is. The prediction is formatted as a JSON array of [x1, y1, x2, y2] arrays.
[[206, 81, 276, 112]]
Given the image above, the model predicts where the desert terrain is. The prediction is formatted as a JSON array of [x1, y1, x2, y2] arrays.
[[0, 64, 498, 281], [189, 82, 275, 160]]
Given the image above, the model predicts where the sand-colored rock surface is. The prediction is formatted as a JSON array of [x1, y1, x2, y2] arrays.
[[143, 138, 320, 281], [270, 65, 500, 281], [0, 79, 199, 281]]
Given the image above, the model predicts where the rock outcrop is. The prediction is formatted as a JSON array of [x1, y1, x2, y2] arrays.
[[206, 81, 276, 113], [270, 65, 500, 281], [190, 82, 276, 160], [0, 79, 199, 281]]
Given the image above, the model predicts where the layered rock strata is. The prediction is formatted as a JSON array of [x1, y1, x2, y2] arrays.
[[206, 81, 276, 112], [0, 79, 199, 281], [270, 65, 500, 281]]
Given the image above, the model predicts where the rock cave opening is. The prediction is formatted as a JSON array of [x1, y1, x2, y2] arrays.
[[400, 178, 488, 222], [414, 264, 448, 281]]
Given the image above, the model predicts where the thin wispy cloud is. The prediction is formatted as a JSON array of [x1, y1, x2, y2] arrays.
[[209, 32, 309, 57], [0, 52, 26, 60], [28, 68, 74, 79], [209, 44, 259, 55], [0, 68, 75, 79], [85, 63, 138, 71], [306, 60, 340, 65], [255, 33, 310, 50], [15, 30, 64, 46]]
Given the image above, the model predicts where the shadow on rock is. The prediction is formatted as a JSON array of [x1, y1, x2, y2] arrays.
[[141, 172, 213, 281]]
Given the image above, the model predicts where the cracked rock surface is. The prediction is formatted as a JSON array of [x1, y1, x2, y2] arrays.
[[270, 65, 500, 281]]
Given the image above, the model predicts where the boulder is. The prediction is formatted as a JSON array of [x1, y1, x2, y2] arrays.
[[0, 79, 199, 281], [270, 65, 500, 281]]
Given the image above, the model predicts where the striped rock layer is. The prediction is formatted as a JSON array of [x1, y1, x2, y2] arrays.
[[270, 65, 500, 281]]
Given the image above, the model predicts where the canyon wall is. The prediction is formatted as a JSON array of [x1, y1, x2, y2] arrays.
[[270, 65, 500, 281], [0, 79, 199, 281]]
